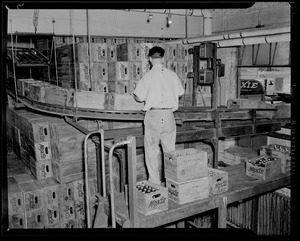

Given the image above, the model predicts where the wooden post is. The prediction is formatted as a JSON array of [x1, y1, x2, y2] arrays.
[[251, 196, 259, 234], [218, 196, 227, 228], [127, 136, 138, 228]]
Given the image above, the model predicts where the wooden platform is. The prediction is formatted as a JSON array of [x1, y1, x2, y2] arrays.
[[130, 163, 290, 228]]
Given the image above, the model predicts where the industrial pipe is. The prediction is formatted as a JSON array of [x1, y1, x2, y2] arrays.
[[216, 33, 290, 47], [121, 9, 204, 17], [166, 25, 290, 46], [201, 9, 212, 36]]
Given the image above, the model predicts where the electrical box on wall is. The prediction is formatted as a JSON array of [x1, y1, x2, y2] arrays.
[[198, 71, 213, 83], [199, 43, 214, 58]]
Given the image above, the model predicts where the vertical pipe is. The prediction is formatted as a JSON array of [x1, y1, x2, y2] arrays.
[[86, 9, 93, 91], [202, 10, 212, 36], [9, 19, 18, 103], [108, 145, 116, 228], [100, 130, 106, 197], [185, 9, 188, 38], [52, 19, 59, 85], [70, 10, 78, 116], [127, 136, 138, 228]]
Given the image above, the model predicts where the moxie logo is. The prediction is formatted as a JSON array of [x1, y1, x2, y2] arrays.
[[38, 127, 45, 142], [84, 65, 89, 80], [47, 209, 55, 224], [10, 197, 19, 212], [76, 183, 84, 199], [28, 193, 36, 209], [148, 197, 166, 209], [248, 166, 264, 174], [168, 188, 178, 197], [120, 65, 127, 79], [215, 180, 227, 189], [38, 144, 47, 159]]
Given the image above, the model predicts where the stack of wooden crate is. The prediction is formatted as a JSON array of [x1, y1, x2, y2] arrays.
[[164, 147, 228, 205], [164, 148, 209, 205], [7, 108, 53, 180], [6, 107, 124, 228]]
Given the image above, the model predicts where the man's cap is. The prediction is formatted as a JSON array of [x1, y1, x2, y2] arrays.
[[149, 46, 165, 58]]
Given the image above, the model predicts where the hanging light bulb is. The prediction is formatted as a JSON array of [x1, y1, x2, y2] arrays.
[[167, 9, 172, 26], [147, 11, 153, 22], [149, 12, 153, 19]]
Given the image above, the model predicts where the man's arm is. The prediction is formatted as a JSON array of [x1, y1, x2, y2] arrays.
[[132, 93, 144, 103]]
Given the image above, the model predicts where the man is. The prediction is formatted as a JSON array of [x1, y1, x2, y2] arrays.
[[133, 46, 185, 185]]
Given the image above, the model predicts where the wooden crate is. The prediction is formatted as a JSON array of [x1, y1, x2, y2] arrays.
[[20, 147, 53, 180], [117, 43, 153, 61], [223, 146, 258, 165], [43, 204, 60, 227], [177, 44, 189, 61], [50, 139, 96, 165], [52, 160, 96, 184], [91, 43, 107, 62], [13, 173, 35, 184], [18, 181, 44, 212], [59, 200, 76, 223], [107, 45, 117, 62], [165, 44, 177, 61], [76, 62, 90, 82], [7, 177, 25, 215], [20, 132, 52, 162], [92, 81, 108, 93], [129, 62, 142, 80], [9, 212, 26, 229], [35, 178, 60, 207], [91, 62, 108, 82], [75, 90, 106, 109], [73, 179, 85, 201], [29, 82, 46, 102], [16, 111, 50, 143], [245, 155, 281, 181], [260, 144, 291, 174], [78, 80, 91, 91], [107, 80, 129, 94], [10, 124, 21, 158], [164, 148, 208, 183], [44, 85, 74, 107], [36, 178, 60, 227], [166, 176, 209, 205], [26, 208, 45, 229], [58, 182, 74, 203], [73, 179, 86, 225], [207, 168, 228, 196], [137, 180, 168, 216], [30, 160, 52, 181], [74, 43, 89, 63], [106, 93, 144, 110], [108, 61, 130, 81], [60, 219, 77, 228], [16, 78, 35, 96]]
